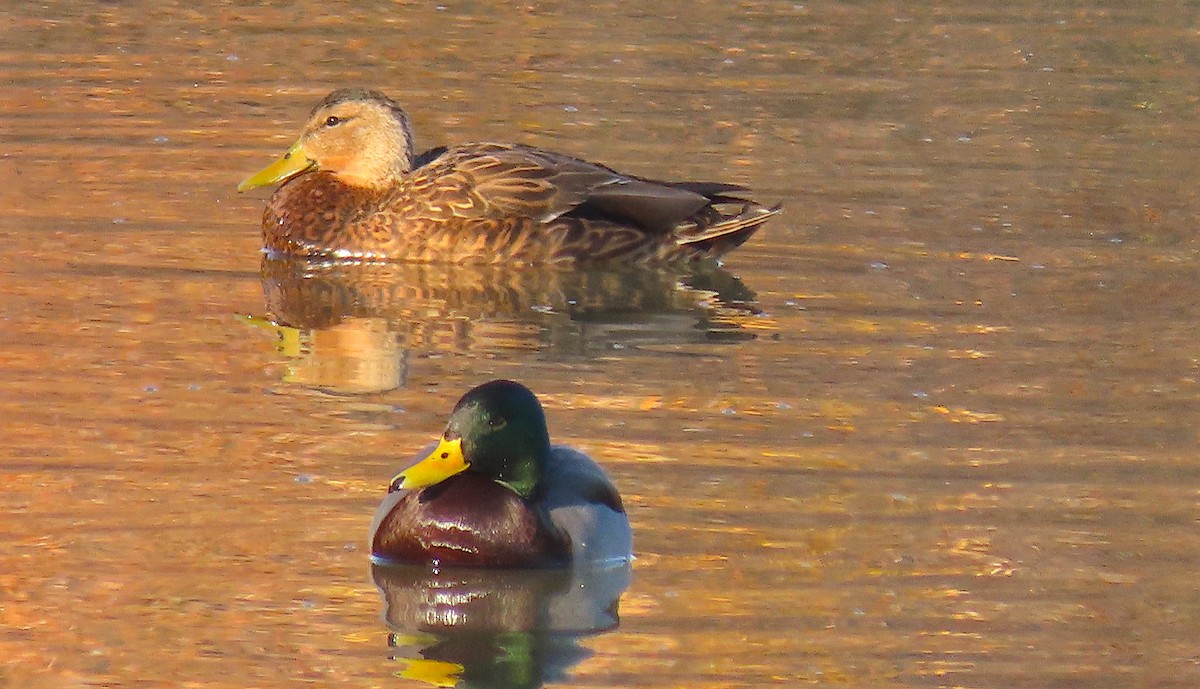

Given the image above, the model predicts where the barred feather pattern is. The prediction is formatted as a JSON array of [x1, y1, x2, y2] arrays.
[[262, 141, 779, 265]]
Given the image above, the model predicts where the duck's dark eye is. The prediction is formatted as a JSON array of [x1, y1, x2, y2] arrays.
[[488, 416, 507, 431], [324, 115, 343, 127]]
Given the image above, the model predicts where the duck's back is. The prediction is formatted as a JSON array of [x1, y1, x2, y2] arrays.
[[539, 446, 633, 566]]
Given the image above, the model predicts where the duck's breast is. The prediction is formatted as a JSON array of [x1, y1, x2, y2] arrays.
[[370, 473, 569, 567]]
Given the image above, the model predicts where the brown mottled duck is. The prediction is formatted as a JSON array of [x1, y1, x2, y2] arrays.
[[239, 88, 780, 265]]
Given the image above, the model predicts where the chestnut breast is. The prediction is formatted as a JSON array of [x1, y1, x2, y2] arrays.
[[264, 171, 386, 257], [371, 473, 570, 568]]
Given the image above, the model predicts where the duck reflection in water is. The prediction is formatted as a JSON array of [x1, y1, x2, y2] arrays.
[[256, 255, 767, 394], [369, 380, 632, 688], [372, 563, 630, 689]]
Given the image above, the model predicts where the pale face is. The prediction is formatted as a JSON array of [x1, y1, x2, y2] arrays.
[[238, 93, 415, 192], [292, 99, 414, 187]]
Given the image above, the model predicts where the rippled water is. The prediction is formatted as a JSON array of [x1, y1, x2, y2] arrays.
[[3, 2, 1200, 688]]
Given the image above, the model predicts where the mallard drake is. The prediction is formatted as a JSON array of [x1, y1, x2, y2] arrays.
[[239, 88, 780, 265], [369, 379, 632, 568]]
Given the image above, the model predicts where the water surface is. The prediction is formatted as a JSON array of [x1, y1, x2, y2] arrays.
[[3, 2, 1200, 688]]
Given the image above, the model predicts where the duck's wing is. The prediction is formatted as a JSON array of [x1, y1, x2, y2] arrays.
[[538, 446, 633, 565], [411, 145, 449, 168], [409, 143, 723, 233]]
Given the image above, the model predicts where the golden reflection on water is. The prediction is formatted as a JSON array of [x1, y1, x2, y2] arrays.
[[372, 564, 629, 689], [3, 1, 1200, 688], [257, 257, 766, 394]]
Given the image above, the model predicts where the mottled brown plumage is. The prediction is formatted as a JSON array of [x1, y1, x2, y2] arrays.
[[240, 88, 780, 265]]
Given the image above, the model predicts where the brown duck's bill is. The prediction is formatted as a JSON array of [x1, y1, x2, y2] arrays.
[[390, 437, 467, 491], [237, 140, 315, 191]]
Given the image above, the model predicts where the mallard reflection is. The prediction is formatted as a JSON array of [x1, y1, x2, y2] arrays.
[[258, 256, 767, 393], [372, 563, 631, 689]]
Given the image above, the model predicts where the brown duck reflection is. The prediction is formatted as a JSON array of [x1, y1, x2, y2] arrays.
[[259, 256, 764, 393], [371, 563, 630, 689]]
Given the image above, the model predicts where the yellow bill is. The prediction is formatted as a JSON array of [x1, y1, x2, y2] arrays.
[[237, 140, 314, 191], [390, 437, 467, 491], [396, 658, 464, 688]]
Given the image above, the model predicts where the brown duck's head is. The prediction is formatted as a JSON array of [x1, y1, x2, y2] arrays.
[[390, 380, 553, 500], [238, 88, 416, 192]]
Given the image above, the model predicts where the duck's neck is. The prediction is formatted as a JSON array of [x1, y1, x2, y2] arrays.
[[331, 156, 409, 190], [492, 443, 549, 500]]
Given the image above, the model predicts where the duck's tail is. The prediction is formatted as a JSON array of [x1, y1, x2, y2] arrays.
[[674, 197, 783, 259]]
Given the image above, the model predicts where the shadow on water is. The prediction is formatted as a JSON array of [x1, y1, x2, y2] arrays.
[[256, 256, 767, 393], [371, 563, 631, 689]]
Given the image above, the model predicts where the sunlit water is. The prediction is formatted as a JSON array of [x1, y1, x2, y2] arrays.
[[3, 2, 1200, 688]]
